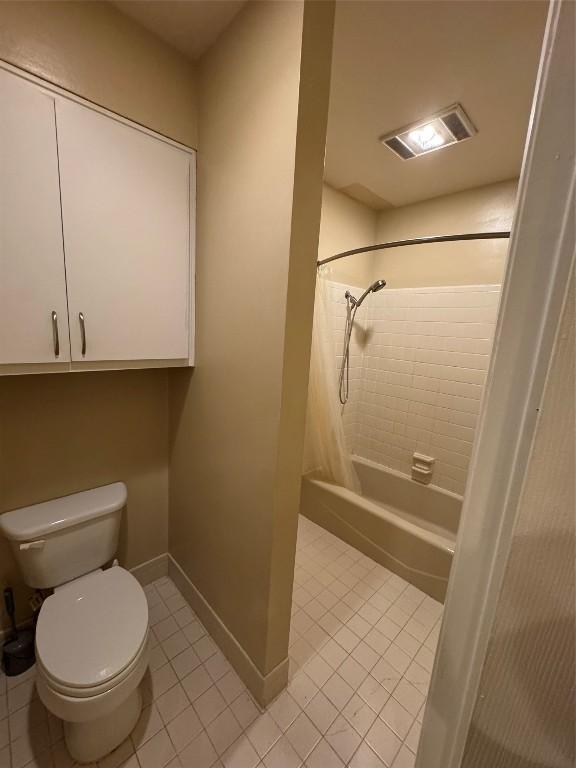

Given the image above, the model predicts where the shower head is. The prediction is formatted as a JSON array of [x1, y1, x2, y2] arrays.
[[355, 278, 387, 308]]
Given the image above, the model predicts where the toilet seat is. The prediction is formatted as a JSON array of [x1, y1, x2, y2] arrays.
[[37, 631, 149, 698], [36, 631, 150, 722], [36, 566, 148, 693]]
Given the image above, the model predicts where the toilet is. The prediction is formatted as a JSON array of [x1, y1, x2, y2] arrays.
[[0, 483, 150, 764]]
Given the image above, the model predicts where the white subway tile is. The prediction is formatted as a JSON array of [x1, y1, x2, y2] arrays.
[[323, 282, 499, 494]]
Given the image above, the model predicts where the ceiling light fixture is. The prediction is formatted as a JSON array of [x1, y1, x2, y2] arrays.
[[380, 104, 477, 160]]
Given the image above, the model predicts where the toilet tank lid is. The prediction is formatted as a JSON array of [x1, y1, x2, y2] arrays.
[[0, 483, 127, 542]]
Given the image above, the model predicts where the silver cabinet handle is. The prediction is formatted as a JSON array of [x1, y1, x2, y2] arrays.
[[79, 312, 86, 356], [51, 311, 59, 357]]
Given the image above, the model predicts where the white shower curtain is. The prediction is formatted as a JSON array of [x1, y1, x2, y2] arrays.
[[303, 272, 360, 492]]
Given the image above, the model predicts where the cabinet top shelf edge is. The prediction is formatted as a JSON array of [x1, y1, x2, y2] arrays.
[[0, 59, 197, 157]]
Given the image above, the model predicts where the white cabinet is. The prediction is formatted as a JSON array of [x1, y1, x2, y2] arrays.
[[0, 69, 70, 365], [57, 101, 191, 362], [0, 66, 195, 375]]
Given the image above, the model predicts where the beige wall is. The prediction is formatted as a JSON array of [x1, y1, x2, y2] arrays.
[[169, 0, 334, 702], [0, 371, 169, 629], [0, 2, 198, 632], [462, 270, 574, 768], [0, 1, 198, 147], [319, 183, 377, 286], [373, 179, 517, 287]]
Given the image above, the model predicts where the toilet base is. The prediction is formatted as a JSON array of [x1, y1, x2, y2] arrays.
[[64, 685, 142, 764]]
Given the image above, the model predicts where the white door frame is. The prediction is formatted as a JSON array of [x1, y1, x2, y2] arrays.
[[417, 2, 575, 766]]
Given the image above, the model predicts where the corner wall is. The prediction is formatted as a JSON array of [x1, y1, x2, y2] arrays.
[[374, 180, 517, 288], [319, 184, 377, 286], [169, 0, 334, 705], [0, 0, 198, 147]]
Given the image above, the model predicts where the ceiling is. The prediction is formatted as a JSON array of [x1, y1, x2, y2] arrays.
[[112, 0, 245, 60], [325, 1, 548, 208]]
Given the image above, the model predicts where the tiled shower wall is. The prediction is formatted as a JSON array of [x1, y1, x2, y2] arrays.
[[324, 280, 501, 495]]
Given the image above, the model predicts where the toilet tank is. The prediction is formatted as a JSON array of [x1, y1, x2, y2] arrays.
[[0, 483, 127, 589]]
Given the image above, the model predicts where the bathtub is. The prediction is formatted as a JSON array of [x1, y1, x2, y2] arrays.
[[300, 456, 462, 602]]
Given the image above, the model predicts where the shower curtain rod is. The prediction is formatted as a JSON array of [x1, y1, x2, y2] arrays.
[[317, 231, 511, 267]]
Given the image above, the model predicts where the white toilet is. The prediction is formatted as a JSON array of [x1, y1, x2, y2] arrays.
[[0, 483, 150, 764]]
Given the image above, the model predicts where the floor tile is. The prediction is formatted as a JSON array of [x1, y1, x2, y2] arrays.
[[348, 741, 387, 767], [262, 735, 300, 768], [221, 735, 260, 768], [155, 616, 180, 643], [194, 686, 228, 728], [3, 517, 441, 768], [268, 692, 301, 733], [137, 728, 175, 768], [392, 743, 417, 768], [246, 713, 281, 758], [150, 662, 179, 699], [179, 730, 218, 768], [339, 656, 368, 689], [333, 626, 360, 653], [325, 714, 362, 763], [322, 673, 354, 711], [285, 712, 321, 760], [383, 644, 412, 675], [404, 719, 422, 754], [287, 673, 318, 709], [380, 697, 414, 740], [230, 694, 260, 731], [181, 665, 213, 702], [171, 647, 202, 680], [319, 639, 347, 669], [97, 738, 134, 768], [173, 606, 195, 628], [304, 691, 338, 734], [341, 694, 377, 737], [157, 682, 190, 725], [150, 643, 169, 672], [183, 620, 207, 645], [305, 737, 345, 768], [301, 655, 333, 688], [366, 718, 402, 766], [206, 652, 232, 683], [393, 679, 425, 717], [162, 630, 190, 661], [206, 708, 243, 755], [351, 641, 379, 673], [166, 705, 203, 753], [194, 636, 218, 662], [131, 703, 164, 748], [372, 657, 402, 693]]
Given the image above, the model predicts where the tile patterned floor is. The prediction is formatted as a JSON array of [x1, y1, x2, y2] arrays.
[[0, 516, 441, 768]]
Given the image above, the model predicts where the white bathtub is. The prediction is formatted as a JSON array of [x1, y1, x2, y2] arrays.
[[300, 456, 462, 601]]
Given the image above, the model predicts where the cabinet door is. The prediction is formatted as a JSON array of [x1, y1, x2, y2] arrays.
[[56, 100, 190, 362], [0, 70, 70, 364]]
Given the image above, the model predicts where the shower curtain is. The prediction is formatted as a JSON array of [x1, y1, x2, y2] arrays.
[[303, 271, 360, 492]]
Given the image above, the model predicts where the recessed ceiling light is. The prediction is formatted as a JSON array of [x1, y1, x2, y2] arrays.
[[380, 104, 477, 160]]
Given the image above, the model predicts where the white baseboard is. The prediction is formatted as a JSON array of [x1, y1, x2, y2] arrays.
[[168, 554, 289, 709], [1, 552, 289, 709], [130, 553, 169, 586]]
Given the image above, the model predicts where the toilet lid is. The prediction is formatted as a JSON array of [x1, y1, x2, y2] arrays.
[[36, 567, 148, 689]]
